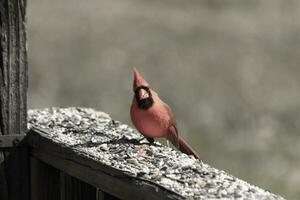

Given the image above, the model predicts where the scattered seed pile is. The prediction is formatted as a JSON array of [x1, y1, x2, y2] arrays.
[[28, 107, 284, 200]]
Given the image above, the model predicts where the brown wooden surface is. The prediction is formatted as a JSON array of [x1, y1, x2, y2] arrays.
[[0, 0, 28, 200], [30, 157, 60, 200], [96, 189, 119, 200], [28, 128, 183, 200], [60, 171, 96, 200], [31, 156, 119, 200]]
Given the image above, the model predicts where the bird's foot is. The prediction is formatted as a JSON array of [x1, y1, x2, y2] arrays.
[[146, 137, 154, 143], [136, 137, 163, 147], [137, 137, 154, 144]]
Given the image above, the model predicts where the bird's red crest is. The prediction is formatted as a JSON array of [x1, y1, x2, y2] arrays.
[[133, 67, 149, 90]]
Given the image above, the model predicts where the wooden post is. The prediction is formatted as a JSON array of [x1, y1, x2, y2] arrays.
[[0, 0, 28, 200]]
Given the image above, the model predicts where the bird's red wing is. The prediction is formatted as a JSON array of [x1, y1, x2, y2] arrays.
[[162, 102, 177, 127], [167, 125, 179, 148]]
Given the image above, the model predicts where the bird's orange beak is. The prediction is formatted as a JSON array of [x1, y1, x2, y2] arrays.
[[133, 67, 149, 91]]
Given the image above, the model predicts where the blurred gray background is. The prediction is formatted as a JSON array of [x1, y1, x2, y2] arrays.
[[28, 0, 300, 199]]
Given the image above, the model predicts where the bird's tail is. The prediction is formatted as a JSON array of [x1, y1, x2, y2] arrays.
[[167, 126, 201, 160]]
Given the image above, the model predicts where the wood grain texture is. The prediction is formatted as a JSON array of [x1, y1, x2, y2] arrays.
[[60, 172, 97, 200], [30, 157, 60, 200], [27, 128, 183, 200], [0, 1, 28, 200], [31, 156, 116, 200], [0, 0, 27, 137]]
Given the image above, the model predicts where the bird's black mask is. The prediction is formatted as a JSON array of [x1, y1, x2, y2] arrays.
[[134, 86, 154, 110]]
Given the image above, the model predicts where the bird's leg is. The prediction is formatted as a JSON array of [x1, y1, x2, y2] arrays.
[[137, 136, 154, 144], [146, 137, 155, 143], [167, 140, 170, 147]]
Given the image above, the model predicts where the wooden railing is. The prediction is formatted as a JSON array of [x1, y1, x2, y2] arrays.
[[24, 107, 283, 200], [26, 108, 187, 200]]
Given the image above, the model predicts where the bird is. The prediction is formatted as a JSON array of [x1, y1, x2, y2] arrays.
[[130, 67, 201, 160]]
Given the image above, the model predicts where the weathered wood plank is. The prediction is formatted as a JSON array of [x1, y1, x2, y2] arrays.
[[96, 189, 119, 200], [30, 157, 60, 200], [0, 0, 28, 138], [0, 160, 8, 200], [27, 108, 284, 200], [0, 134, 26, 148], [31, 134, 118, 200], [30, 157, 39, 200], [28, 128, 183, 200], [0, 0, 28, 200], [60, 171, 96, 200]]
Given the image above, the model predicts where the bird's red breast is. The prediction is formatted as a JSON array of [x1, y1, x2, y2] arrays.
[[131, 91, 174, 138]]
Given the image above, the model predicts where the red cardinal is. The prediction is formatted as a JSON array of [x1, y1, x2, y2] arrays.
[[130, 67, 201, 160]]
